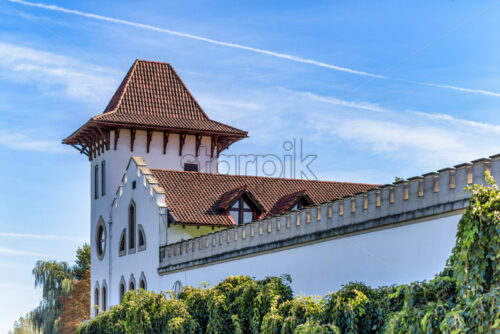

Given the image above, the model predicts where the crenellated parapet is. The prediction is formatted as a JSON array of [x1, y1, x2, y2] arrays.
[[158, 154, 500, 274]]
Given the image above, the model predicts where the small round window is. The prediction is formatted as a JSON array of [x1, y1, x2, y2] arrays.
[[95, 219, 107, 260]]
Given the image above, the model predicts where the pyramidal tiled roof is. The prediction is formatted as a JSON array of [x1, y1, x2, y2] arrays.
[[92, 59, 246, 135], [150, 169, 379, 226]]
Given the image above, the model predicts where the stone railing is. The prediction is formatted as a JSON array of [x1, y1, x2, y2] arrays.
[[158, 154, 500, 274]]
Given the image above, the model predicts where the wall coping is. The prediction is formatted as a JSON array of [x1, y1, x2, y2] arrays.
[[158, 154, 500, 274]]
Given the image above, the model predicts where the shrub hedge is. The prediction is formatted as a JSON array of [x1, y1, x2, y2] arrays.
[[78, 175, 500, 333]]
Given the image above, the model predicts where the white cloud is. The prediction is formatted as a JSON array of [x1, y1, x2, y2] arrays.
[[0, 128, 70, 153], [197, 95, 266, 123], [0, 232, 86, 241], [0, 41, 117, 102], [325, 117, 498, 167], [333, 119, 461, 153], [421, 82, 500, 98], [0, 247, 49, 257], [6, 0, 386, 79], [413, 111, 500, 133], [8, 0, 500, 98], [282, 89, 388, 112]]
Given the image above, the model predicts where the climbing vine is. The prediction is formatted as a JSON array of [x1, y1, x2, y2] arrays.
[[78, 174, 500, 333]]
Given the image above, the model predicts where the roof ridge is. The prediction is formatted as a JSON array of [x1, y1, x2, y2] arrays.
[[135, 59, 172, 65], [100, 59, 139, 115], [166, 63, 210, 120], [149, 168, 378, 186], [114, 59, 139, 113]]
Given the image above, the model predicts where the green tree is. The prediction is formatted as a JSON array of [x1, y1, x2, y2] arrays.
[[9, 314, 39, 334], [72, 244, 91, 280], [31, 243, 90, 334]]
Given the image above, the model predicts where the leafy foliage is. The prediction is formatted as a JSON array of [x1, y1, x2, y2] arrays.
[[77, 289, 199, 334], [59, 270, 91, 334], [30, 243, 91, 334], [8, 314, 40, 334], [78, 176, 499, 333], [385, 173, 500, 333]]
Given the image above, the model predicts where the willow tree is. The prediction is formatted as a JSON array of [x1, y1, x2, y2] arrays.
[[31, 244, 90, 334]]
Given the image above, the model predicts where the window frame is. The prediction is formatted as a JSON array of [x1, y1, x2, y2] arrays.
[[129, 274, 136, 291], [139, 272, 147, 290], [101, 160, 106, 196], [228, 197, 256, 225], [291, 197, 311, 211], [128, 201, 136, 253], [94, 282, 100, 316], [94, 164, 99, 199], [119, 229, 126, 257], [184, 163, 199, 172], [137, 224, 146, 252], [95, 218, 106, 261], [102, 281, 107, 311], [119, 276, 126, 302]]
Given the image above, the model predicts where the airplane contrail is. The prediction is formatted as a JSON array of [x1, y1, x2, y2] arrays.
[[6, 0, 500, 98], [6, 0, 385, 79]]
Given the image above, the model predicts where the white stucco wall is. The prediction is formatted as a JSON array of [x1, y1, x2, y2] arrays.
[[89, 129, 218, 315], [158, 214, 460, 296], [91, 148, 469, 312]]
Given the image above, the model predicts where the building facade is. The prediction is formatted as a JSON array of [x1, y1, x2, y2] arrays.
[[63, 59, 500, 317]]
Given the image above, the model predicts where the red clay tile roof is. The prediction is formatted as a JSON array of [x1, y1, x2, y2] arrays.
[[150, 169, 379, 226], [269, 190, 313, 215], [63, 60, 247, 146], [93, 60, 247, 135]]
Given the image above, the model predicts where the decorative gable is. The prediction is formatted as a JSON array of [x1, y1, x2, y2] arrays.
[[269, 190, 313, 215]]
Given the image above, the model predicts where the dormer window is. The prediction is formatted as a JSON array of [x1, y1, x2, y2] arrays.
[[291, 199, 308, 211], [229, 197, 255, 225], [269, 190, 314, 215], [218, 186, 264, 225]]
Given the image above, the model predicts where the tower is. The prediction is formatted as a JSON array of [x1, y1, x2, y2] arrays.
[[62, 59, 247, 313]]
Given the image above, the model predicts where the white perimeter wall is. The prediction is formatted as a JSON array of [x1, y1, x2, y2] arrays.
[[157, 214, 460, 296]]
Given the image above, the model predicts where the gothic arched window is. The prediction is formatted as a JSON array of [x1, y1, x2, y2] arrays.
[[139, 272, 147, 290], [119, 283, 125, 301], [129, 274, 136, 291], [102, 283, 107, 311], [94, 284, 100, 316], [119, 229, 126, 257], [138, 225, 146, 251], [128, 201, 136, 251], [119, 276, 126, 302]]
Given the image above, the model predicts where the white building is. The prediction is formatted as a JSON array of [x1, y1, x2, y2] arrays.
[[63, 60, 500, 317]]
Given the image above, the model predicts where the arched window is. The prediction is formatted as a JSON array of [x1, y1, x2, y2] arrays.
[[94, 283, 100, 316], [102, 282, 107, 311], [138, 225, 146, 251], [139, 272, 147, 290], [119, 229, 126, 257], [119, 276, 126, 302], [95, 218, 107, 261], [229, 197, 255, 225], [129, 274, 136, 291], [128, 201, 136, 251]]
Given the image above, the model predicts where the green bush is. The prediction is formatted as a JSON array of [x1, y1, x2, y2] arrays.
[[78, 175, 500, 333], [77, 290, 199, 334]]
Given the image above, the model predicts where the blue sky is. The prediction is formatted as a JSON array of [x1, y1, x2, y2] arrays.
[[1, 0, 500, 331]]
